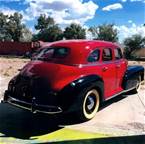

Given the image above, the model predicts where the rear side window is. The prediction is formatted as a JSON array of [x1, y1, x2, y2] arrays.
[[102, 48, 112, 61], [114, 48, 123, 60], [88, 49, 100, 62], [53, 48, 69, 58], [34, 47, 69, 61]]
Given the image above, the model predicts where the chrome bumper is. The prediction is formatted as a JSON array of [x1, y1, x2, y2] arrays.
[[3, 96, 62, 114]]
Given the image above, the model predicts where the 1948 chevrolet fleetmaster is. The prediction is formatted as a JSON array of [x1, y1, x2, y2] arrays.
[[3, 40, 144, 121]]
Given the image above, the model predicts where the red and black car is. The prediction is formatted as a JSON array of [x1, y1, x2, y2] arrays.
[[3, 40, 144, 121]]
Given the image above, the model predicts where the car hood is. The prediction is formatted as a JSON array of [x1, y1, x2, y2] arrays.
[[20, 60, 81, 91]]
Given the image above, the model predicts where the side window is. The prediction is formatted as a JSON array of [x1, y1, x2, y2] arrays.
[[114, 48, 123, 60], [53, 48, 69, 58], [88, 49, 100, 62], [102, 48, 112, 61]]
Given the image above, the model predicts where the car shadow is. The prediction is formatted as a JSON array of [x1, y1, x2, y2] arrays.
[[0, 103, 63, 139], [0, 93, 136, 140]]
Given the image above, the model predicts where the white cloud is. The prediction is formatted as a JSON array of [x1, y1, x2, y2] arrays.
[[20, 10, 33, 22], [114, 24, 145, 42], [24, 0, 99, 25], [128, 20, 133, 23], [102, 3, 123, 11], [0, 6, 17, 15], [0, 6, 31, 24], [85, 24, 145, 42], [0, 0, 99, 27]]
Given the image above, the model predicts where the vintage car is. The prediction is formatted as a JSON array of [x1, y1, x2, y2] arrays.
[[3, 40, 144, 121]]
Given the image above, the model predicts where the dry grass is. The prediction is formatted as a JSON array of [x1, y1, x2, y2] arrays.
[[0, 57, 29, 78]]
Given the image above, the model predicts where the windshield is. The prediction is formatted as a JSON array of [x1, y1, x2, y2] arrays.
[[32, 47, 69, 61]]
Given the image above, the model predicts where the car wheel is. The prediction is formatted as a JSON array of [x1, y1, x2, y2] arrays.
[[77, 88, 100, 121]]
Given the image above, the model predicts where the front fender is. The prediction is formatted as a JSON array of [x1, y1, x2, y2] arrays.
[[122, 65, 144, 90]]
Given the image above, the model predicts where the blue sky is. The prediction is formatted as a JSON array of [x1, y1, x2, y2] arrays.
[[86, 0, 144, 26], [0, 0, 145, 41]]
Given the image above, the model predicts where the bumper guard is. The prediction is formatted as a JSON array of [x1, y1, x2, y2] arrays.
[[2, 95, 62, 114]]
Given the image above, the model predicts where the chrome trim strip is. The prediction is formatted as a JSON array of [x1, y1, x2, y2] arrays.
[[7, 97, 62, 114], [8, 96, 31, 105], [73, 60, 122, 68], [73, 63, 101, 67], [8, 100, 31, 111], [105, 87, 136, 101]]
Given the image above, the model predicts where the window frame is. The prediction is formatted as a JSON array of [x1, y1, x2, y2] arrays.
[[114, 48, 123, 60], [102, 48, 113, 61]]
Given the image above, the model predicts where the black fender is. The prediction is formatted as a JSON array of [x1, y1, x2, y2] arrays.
[[122, 65, 144, 90], [58, 75, 104, 112]]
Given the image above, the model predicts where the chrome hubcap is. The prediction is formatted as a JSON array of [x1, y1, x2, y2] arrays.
[[87, 96, 95, 110], [85, 93, 96, 114]]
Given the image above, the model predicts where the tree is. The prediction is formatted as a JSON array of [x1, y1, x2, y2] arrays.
[[63, 23, 86, 39], [89, 24, 118, 42], [20, 27, 32, 42], [0, 12, 32, 42], [7, 13, 23, 41], [35, 14, 55, 32], [123, 34, 145, 58], [38, 25, 63, 42], [34, 15, 63, 42], [0, 13, 9, 41]]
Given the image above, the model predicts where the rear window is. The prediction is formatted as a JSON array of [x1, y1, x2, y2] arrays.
[[33, 47, 69, 61]]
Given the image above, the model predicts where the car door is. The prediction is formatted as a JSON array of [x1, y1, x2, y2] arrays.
[[114, 48, 127, 92], [102, 48, 116, 99]]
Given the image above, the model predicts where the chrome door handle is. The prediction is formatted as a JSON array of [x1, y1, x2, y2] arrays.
[[102, 67, 108, 71], [116, 65, 120, 68]]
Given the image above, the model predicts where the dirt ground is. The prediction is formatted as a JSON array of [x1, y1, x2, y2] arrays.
[[0, 57, 29, 78], [0, 57, 145, 142], [0, 57, 29, 99]]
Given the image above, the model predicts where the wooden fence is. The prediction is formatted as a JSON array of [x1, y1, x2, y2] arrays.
[[0, 41, 32, 56]]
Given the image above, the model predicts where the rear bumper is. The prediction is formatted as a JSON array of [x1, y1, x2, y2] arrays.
[[2, 91, 62, 114]]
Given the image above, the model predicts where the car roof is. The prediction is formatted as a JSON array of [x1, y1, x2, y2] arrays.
[[43, 40, 118, 49], [40, 40, 120, 65]]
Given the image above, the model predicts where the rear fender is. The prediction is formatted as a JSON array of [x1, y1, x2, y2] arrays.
[[58, 75, 104, 112]]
